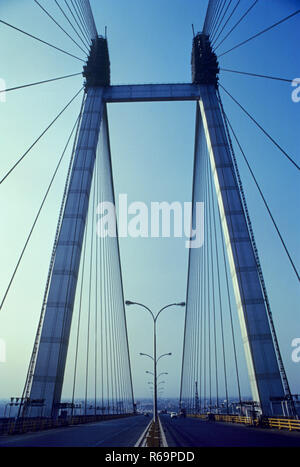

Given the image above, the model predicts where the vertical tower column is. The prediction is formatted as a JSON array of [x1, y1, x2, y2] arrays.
[[198, 84, 285, 415], [182, 32, 287, 415], [28, 87, 104, 417], [25, 36, 111, 418]]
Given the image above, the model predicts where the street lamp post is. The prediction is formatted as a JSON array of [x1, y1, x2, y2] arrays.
[[139, 351, 171, 422], [146, 371, 168, 379], [126, 301, 185, 422]]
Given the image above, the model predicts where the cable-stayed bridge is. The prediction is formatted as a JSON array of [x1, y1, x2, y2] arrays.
[[0, 0, 299, 447]]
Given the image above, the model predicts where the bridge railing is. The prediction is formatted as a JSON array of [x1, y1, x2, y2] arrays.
[[0, 413, 136, 436], [214, 414, 257, 426], [266, 417, 300, 431], [188, 413, 255, 425], [188, 414, 300, 431]]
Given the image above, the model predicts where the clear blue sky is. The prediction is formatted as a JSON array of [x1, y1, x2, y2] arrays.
[[0, 0, 299, 401]]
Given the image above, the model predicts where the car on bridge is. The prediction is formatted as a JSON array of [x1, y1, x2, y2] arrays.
[[170, 412, 177, 419]]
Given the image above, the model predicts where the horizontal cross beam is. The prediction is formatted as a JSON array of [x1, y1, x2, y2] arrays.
[[103, 83, 201, 103]]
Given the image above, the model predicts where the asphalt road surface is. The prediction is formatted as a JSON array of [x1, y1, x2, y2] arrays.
[[160, 415, 300, 447], [0, 415, 150, 447]]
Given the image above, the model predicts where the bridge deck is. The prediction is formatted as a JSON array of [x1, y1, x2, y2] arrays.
[[0, 415, 148, 447], [0, 414, 300, 447], [160, 414, 300, 447]]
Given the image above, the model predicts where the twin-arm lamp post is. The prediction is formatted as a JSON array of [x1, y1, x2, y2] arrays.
[[125, 301, 185, 422]]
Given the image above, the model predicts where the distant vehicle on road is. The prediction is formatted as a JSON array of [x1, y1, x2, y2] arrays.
[[170, 412, 177, 419], [144, 412, 149, 417]]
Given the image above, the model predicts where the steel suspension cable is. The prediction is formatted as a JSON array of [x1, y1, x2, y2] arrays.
[[203, 0, 218, 35], [0, 19, 85, 62], [220, 68, 294, 83], [218, 9, 300, 58], [205, 149, 212, 410], [210, 0, 233, 43], [217, 190, 242, 407], [33, 0, 89, 54], [0, 115, 80, 310], [191, 110, 206, 411], [200, 125, 207, 412], [0, 72, 82, 94], [192, 241, 201, 411], [179, 103, 197, 409], [85, 164, 97, 415], [209, 88, 247, 408], [199, 234, 204, 412], [0, 87, 83, 185], [74, 0, 94, 41], [105, 108, 134, 412], [78, 0, 95, 39], [64, 0, 91, 47], [109, 240, 124, 413], [99, 189, 104, 412], [206, 151, 219, 409], [54, 0, 91, 50], [70, 0, 93, 44], [223, 111, 300, 282], [190, 199, 200, 411], [195, 230, 202, 412], [71, 219, 88, 416], [188, 256, 195, 410], [106, 241, 115, 412], [103, 235, 110, 412], [210, 0, 228, 38], [213, 0, 258, 51], [83, 0, 98, 38], [211, 0, 241, 46], [219, 84, 300, 171], [108, 244, 117, 413], [101, 121, 114, 413], [203, 140, 208, 411], [208, 0, 223, 36], [94, 152, 99, 416], [71, 0, 92, 38], [207, 1, 222, 35], [208, 153, 229, 413]]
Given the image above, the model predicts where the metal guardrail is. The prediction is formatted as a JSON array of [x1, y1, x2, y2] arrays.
[[188, 413, 300, 431], [214, 414, 257, 426], [188, 414, 208, 421], [266, 417, 300, 431], [0, 413, 136, 436], [134, 419, 153, 447]]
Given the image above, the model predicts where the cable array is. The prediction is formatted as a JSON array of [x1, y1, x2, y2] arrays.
[[180, 105, 244, 414], [64, 106, 134, 415], [0, 87, 84, 185]]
